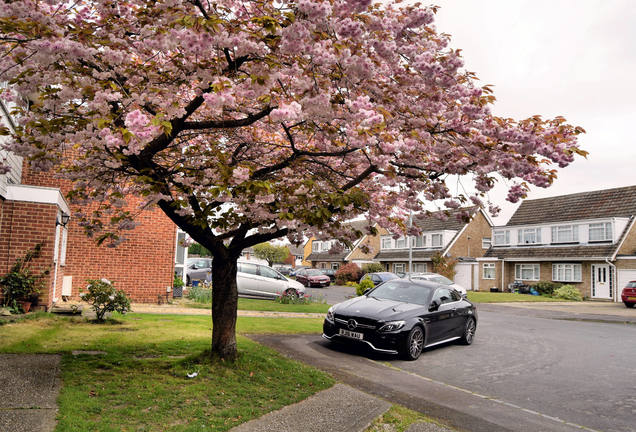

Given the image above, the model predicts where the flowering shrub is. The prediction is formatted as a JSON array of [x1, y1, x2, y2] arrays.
[[335, 263, 362, 285], [553, 284, 583, 301], [80, 279, 131, 321]]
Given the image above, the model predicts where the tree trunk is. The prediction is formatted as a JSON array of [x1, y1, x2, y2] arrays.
[[210, 256, 239, 360]]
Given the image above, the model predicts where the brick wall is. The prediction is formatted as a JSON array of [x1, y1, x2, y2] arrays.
[[302, 238, 314, 267], [448, 211, 492, 259], [0, 200, 59, 308], [348, 228, 380, 262], [617, 221, 636, 256], [21, 163, 177, 303]]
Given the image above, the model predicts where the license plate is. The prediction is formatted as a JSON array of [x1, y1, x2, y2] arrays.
[[628, 296, 636, 300], [338, 328, 363, 340]]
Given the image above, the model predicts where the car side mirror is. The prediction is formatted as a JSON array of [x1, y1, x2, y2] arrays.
[[363, 288, 372, 295], [189, 264, 197, 269], [429, 300, 440, 312]]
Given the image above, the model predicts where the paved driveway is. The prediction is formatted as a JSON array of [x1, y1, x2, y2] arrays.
[[253, 305, 636, 432], [305, 284, 356, 305]]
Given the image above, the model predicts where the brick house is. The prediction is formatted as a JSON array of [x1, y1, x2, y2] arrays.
[[481, 185, 636, 301], [374, 207, 493, 290], [304, 219, 377, 269], [0, 100, 181, 309]]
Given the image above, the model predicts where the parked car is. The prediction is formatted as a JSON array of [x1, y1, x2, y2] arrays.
[[320, 269, 337, 283], [273, 264, 293, 275], [621, 280, 636, 308], [405, 272, 467, 296], [295, 268, 331, 287], [360, 272, 400, 286], [323, 278, 476, 360], [237, 261, 305, 299], [185, 257, 212, 285], [289, 266, 310, 277]]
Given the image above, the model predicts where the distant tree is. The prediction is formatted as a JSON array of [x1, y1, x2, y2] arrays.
[[431, 253, 458, 280], [253, 243, 289, 266], [188, 243, 211, 257]]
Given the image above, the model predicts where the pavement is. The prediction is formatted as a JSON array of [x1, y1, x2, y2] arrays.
[[0, 354, 61, 432]]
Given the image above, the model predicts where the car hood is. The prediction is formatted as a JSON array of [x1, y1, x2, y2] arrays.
[[287, 278, 306, 292], [333, 295, 424, 321], [309, 275, 330, 281]]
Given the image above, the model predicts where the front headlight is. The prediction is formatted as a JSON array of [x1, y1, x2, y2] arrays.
[[326, 307, 335, 323], [378, 320, 406, 332]]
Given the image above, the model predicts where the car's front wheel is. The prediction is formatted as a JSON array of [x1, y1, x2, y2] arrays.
[[401, 326, 424, 360], [460, 317, 476, 345], [624, 302, 635, 308], [285, 288, 299, 300]]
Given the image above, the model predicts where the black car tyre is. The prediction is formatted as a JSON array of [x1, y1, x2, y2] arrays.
[[460, 317, 476, 345], [624, 302, 635, 308], [186, 275, 191, 286], [401, 326, 424, 361], [285, 288, 299, 300]]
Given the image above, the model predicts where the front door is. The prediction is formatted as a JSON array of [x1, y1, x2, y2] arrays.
[[592, 264, 611, 299]]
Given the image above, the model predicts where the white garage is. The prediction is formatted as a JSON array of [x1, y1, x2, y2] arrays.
[[454, 262, 477, 291], [617, 268, 636, 300]]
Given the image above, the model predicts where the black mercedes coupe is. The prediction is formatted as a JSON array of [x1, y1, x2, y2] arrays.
[[323, 278, 477, 360]]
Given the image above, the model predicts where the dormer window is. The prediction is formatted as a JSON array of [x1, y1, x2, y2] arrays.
[[381, 237, 392, 249], [431, 233, 442, 247], [518, 228, 542, 245], [551, 225, 578, 244], [396, 237, 407, 249], [589, 222, 612, 242], [493, 230, 510, 246]]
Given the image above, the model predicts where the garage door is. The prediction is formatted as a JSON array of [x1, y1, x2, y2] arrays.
[[618, 269, 636, 297], [454, 263, 474, 291]]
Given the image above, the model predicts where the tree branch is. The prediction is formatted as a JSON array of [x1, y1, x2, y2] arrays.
[[182, 106, 274, 130]]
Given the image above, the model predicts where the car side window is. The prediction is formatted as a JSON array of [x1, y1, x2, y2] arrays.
[[238, 263, 258, 275], [433, 288, 453, 305], [450, 289, 461, 302], [371, 275, 380, 283], [259, 266, 279, 279]]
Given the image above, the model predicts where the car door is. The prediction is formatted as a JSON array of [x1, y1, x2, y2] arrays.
[[236, 262, 260, 296], [255, 265, 287, 297], [426, 288, 459, 344]]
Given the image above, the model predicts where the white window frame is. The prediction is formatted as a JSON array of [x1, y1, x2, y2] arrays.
[[431, 233, 443, 247], [381, 237, 392, 250], [482, 237, 491, 249], [413, 262, 427, 272], [514, 264, 540, 281], [551, 225, 578, 244], [415, 235, 425, 248], [312, 241, 321, 252], [483, 263, 495, 280], [331, 263, 340, 270], [493, 230, 510, 246], [393, 263, 405, 273], [396, 237, 407, 249], [518, 228, 542, 245], [588, 222, 612, 242], [552, 263, 582, 282], [60, 226, 68, 266]]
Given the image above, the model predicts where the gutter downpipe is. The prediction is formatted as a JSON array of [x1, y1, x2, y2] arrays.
[[501, 259, 505, 292], [605, 257, 617, 302]]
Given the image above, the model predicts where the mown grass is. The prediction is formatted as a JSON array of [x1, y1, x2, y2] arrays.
[[467, 291, 568, 303], [365, 405, 448, 432], [183, 297, 330, 313], [0, 313, 331, 431]]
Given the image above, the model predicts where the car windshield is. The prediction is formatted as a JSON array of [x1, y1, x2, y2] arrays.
[[368, 281, 432, 305], [430, 275, 454, 285], [379, 273, 399, 281], [627, 282, 636, 288], [306, 269, 323, 276]]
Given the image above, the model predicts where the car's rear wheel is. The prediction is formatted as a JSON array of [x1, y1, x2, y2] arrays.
[[624, 302, 635, 308], [460, 317, 476, 345], [186, 276, 191, 286], [401, 326, 424, 361], [285, 288, 299, 300]]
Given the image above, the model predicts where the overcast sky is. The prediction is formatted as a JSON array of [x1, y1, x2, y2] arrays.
[[430, 0, 636, 224]]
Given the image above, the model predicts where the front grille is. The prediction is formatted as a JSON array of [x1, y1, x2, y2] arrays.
[[334, 315, 377, 329]]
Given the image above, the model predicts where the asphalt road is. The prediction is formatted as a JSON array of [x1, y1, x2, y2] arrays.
[[305, 284, 356, 305], [252, 305, 636, 432]]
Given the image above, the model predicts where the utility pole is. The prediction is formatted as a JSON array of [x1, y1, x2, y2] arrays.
[[408, 211, 413, 273]]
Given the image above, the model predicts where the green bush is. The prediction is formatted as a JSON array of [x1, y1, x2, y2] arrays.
[[186, 283, 213, 303], [356, 278, 375, 296], [533, 281, 561, 296], [0, 243, 47, 307], [80, 279, 131, 321], [361, 263, 384, 274], [173, 273, 185, 289], [553, 284, 583, 301], [335, 263, 363, 285]]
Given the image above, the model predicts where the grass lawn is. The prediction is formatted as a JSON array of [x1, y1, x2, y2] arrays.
[[0, 313, 331, 431], [467, 291, 569, 303], [183, 297, 331, 313]]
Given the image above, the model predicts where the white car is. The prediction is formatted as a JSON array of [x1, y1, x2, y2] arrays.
[[236, 261, 306, 299], [406, 272, 467, 295]]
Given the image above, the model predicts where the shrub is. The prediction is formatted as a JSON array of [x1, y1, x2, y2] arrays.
[[356, 278, 375, 296], [0, 243, 48, 309], [186, 283, 213, 303], [80, 279, 131, 321], [553, 284, 583, 301], [533, 281, 561, 296], [430, 253, 457, 280], [335, 263, 362, 285], [361, 263, 384, 274], [173, 273, 185, 289]]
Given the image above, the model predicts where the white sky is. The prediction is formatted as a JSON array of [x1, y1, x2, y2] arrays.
[[431, 0, 636, 225]]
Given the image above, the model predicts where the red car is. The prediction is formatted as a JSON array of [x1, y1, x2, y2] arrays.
[[621, 281, 636, 308], [295, 269, 331, 287]]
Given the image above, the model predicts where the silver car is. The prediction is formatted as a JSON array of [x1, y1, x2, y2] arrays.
[[237, 261, 305, 299], [185, 257, 212, 285], [406, 272, 467, 295]]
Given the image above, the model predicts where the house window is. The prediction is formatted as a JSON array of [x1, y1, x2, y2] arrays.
[[518, 228, 542, 245], [396, 237, 406, 249], [60, 226, 68, 266], [551, 225, 578, 244], [514, 264, 540, 281], [483, 263, 496, 280], [394, 263, 405, 273], [331, 263, 339, 270], [482, 237, 491, 249], [552, 263, 582, 282], [413, 262, 426, 272], [431, 234, 442, 247], [381, 237, 392, 249], [493, 230, 510, 246], [312, 241, 321, 252], [589, 222, 612, 242], [415, 235, 425, 248]]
